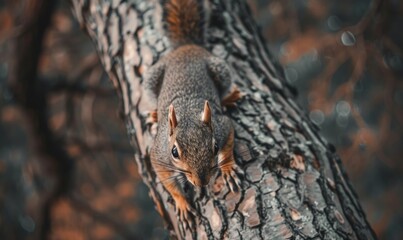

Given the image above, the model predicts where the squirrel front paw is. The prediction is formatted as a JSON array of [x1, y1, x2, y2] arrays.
[[145, 110, 158, 124], [174, 196, 196, 229], [221, 86, 242, 108], [222, 164, 243, 192]]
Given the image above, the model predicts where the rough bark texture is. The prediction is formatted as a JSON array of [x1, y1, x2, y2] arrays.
[[71, 0, 377, 239]]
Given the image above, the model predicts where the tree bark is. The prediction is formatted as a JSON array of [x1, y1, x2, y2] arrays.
[[71, 0, 377, 239]]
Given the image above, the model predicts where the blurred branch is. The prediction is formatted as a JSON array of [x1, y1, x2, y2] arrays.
[[350, 0, 382, 35], [68, 194, 140, 240], [305, 0, 401, 173], [65, 137, 134, 154], [46, 79, 115, 96], [8, 0, 74, 239], [310, 0, 388, 108], [67, 53, 101, 80]]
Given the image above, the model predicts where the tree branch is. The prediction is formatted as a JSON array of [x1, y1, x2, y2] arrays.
[[70, 0, 377, 239]]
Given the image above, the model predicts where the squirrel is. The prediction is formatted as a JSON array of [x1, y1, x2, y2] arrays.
[[144, 0, 242, 227]]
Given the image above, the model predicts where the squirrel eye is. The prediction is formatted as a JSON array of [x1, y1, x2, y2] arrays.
[[172, 145, 179, 159], [214, 142, 219, 155]]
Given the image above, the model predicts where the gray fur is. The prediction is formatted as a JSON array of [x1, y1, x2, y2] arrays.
[[143, 62, 165, 102], [145, 44, 234, 185], [207, 56, 232, 98]]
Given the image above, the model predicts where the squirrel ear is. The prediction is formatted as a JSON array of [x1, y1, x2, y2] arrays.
[[201, 100, 212, 126], [168, 104, 178, 135]]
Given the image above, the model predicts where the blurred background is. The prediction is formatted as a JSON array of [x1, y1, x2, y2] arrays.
[[0, 0, 402, 239]]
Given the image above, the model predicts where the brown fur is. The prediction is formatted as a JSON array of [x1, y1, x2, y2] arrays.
[[146, 110, 158, 124], [165, 0, 203, 47], [221, 86, 242, 108]]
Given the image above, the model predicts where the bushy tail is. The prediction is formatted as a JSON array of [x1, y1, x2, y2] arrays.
[[165, 0, 204, 47]]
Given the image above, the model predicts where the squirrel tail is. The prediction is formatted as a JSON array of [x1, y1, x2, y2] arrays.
[[165, 0, 204, 47]]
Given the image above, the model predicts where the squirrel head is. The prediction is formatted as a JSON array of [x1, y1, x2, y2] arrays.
[[168, 101, 218, 187]]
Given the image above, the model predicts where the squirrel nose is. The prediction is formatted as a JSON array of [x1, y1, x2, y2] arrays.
[[198, 172, 209, 186]]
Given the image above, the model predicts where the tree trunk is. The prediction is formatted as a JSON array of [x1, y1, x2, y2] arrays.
[[71, 0, 377, 239]]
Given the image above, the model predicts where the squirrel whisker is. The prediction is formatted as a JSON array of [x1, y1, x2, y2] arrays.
[[153, 161, 190, 174], [210, 164, 219, 171], [217, 158, 234, 167], [176, 176, 188, 186], [160, 174, 183, 184]]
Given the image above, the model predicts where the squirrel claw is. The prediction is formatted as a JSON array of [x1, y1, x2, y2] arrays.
[[176, 203, 196, 230], [222, 166, 243, 192]]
